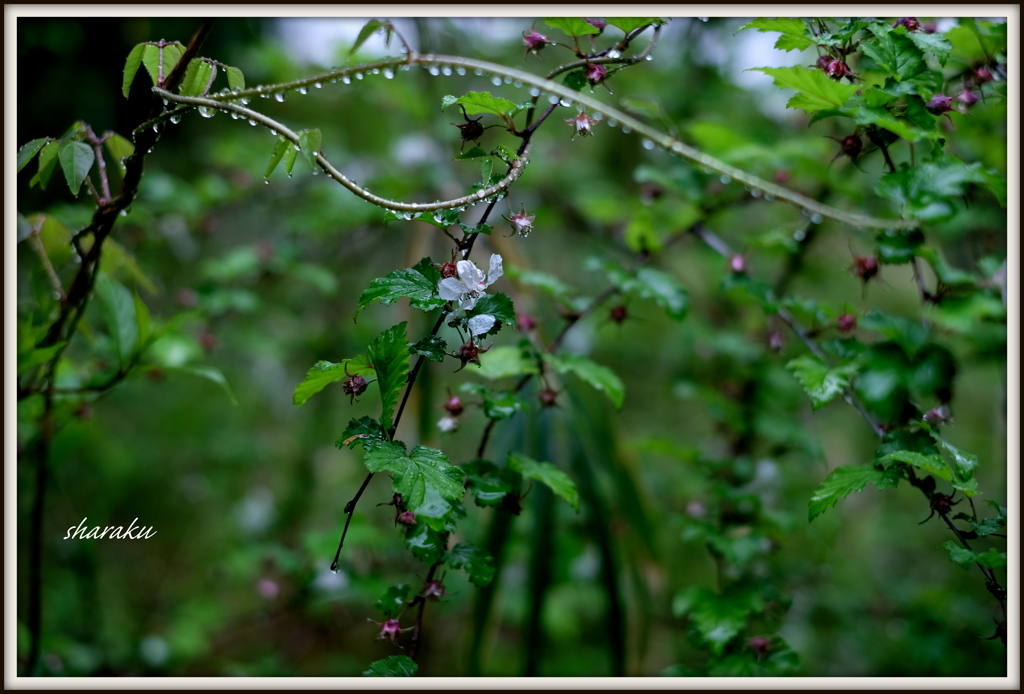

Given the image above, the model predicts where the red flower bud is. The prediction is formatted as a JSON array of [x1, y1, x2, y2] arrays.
[[748, 635, 772, 659], [837, 312, 858, 334], [585, 63, 608, 85], [609, 305, 629, 324], [523, 28, 549, 58], [894, 17, 922, 32], [517, 313, 537, 331], [422, 579, 450, 601], [729, 254, 747, 274], [443, 394, 464, 416], [539, 388, 559, 408], [925, 94, 956, 115], [584, 18, 607, 31], [564, 110, 597, 139], [396, 510, 417, 526]]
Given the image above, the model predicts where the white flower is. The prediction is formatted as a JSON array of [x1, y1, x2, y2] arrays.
[[438, 254, 503, 313], [437, 415, 459, 433], [467, 314, 496, 337]]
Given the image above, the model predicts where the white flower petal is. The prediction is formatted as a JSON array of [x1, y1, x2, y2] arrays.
[[459, 294, 481, 312], [467, 314, 496, 336], [456, 260, 486, 292], [486, 254, 504, 285], [438, 277, 467, 301], [437, 415, 459, 433]]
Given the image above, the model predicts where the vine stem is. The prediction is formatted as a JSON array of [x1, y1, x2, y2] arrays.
[[174, 52, 917, 231], [153, 88, 530, 214]]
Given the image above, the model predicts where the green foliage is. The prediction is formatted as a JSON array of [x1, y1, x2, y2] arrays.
[[366, 322, 411, 432], [748, 66, 858, 113], [460, 459, 515, 507], [356, 259, 445, 320], [508, 452, 579, 512], [363, 441, 464, 512], [363, 655, 417, 677], [941, 542, 1006, 570], [543, 353, 625, 410], [786, 355, 859, 410], [672, 583, 765, 656], [809, 465, 901, 521], [374, 584, 409, 617], [443, 91, 519, 118], [445, 543, 496, 587], [408, 336, 447, 362], [292, 356, 374, 407], [473, 344, 540, 380], [57, 140, 94, 196], [179, 58, 215, 97], [738, 18, 814, 52], [543, 17, 601, 37]]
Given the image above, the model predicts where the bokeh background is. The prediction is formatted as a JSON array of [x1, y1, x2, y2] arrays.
[[15, 16, 1009, 676]]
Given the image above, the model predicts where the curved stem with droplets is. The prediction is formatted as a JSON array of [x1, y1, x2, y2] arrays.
[[162, 50, 918, 230]]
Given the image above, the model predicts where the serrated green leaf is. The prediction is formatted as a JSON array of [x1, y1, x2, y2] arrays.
[[906, 31, 952, 67], [738, 18, 814, 52], [859, 310, 930, 359], [748, 66, 858, 113], [363, 655, 418, 677], [409, 336, 447, 362], [508, 452, 579, 512], [880, 450, 951, 484], [298, 128, 322, 169], [808, 465, 899, 521], [941, 542, 1005, 570], [225, 65, 245, 91], [875, 158, 995, 222], [162, 43, 184, 80], [57, 140, 95, 196], [454, 146, 488, 159], [94, 272, 138, 367], [563, 69, 587, 91], [441, 94, 460, 111], [367, 323, 410, 432], [337, 416, 386, 451], [356, 263, 447, 321], [473, 345, 540, 380], [364, 441, 464, 512], [350, 19, 385, 56], [450, 91, 518, 118], [672, 585, 762, 656], [862, 24, 924, 80], [470, 293, 515, 335], [292, 356, 374, 407], [544, 17, 601, 37], [482, 391, 525, 420], [178, 58, 215, 97], [18, 138, 48, 172], [374, 584, 409, 617], [953, 513, 1002, 537], [122, 43, 146, 97], [606, 17, 660, 34], [543, 353, 624, 410], [445, 543, 496, 587], [875, 228, 925, 264], [786, 355, 860, 410], [140, 44, 162, 85]]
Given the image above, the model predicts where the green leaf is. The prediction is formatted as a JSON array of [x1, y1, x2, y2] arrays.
[[508, 452, 579, 513], [374, 584, 409, 617], [292, 356, 374, 407], [404, 523, 446, 565], [508, 268, 577, 305], [672, 585, 762, 656], [167, 366, 237, 405], [787, 356, 855, 406], [875, 229, 925, 265], [544, 17, 601, 37], [57, 141, 95, 196], [474, 345, 540, 380], [880, 450, 951, 484], [906, 31, 952, 67], [862, 24, 924, 80], [94, 272, 138, 367], [470, 293, 516, 334], [449, 91, 518, 118], [409, 336, 447, 362], [932, 435, 978, 479], [859, 310, 930, 359], [364, 441, 464, 510], [363, 655, 418, 677], [350, 19, 385, 56], [445, 543, 496, 587], [18, 138, 48, 172], [748, 67, 858, 113], [283, 141, 298, 176], [264, 137, 289, 179], [632, 267, 689, 321], [562, 69, 587, 91], [952, 513, 1002, 537], [122, 43, 146, 97], [942, 542, 1006, 570], [161, 42, 184, 79], [606, 18, 660, 35], [482, 391, 525, 420], [453, 146, 488, 160], [178, 58, 215, 97], [543, 353, 625, 410], [17, 342, 66, 377], [104, 134, 135, 174], [738, 18, 814, 52], [809, 465, 900, 521], [224, 65, 245, 91], [356, 261, 446, 321], [367, 323, 410, 432], [298, 128, 322, 169], [875, 159, 995, 222], [30, 141, 60, 189], [337, 416, 386, 451], [461, 459, 515, 507]]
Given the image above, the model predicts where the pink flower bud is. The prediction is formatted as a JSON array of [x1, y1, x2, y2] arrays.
[[564, 110, 597, 139]]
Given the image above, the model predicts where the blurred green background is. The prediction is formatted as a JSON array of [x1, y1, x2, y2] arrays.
[[15, 16, 1007, 677]]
